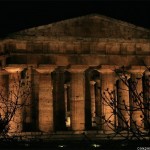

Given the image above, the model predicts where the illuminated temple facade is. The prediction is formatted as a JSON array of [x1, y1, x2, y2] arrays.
[[0, 14, 150, 137]]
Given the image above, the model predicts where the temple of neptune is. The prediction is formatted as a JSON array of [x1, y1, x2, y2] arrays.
[[0, 14, 149, 139]]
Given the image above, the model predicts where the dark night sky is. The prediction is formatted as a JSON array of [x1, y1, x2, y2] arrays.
[[0, 0, 150, 38]]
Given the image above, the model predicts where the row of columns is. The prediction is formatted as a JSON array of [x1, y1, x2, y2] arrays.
[[88, 66, 149, 131], [0, 65, 149, 133]]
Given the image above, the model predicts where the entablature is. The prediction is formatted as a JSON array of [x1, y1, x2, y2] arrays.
[[0, 38, 150, 56]]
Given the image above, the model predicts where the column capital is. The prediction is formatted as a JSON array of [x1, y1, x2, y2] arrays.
[[90, 80, 96, 85], [36, 65, 57, 74], [96, 65, 117, 74], [128, 66, 146, 74], [4, 66, 24, 73], [67, 65, 88, 73], [118, 74, 130, 80], [114, 71, 130, 81]]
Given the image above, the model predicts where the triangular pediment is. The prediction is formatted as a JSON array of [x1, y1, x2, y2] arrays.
[[7, 14, 150, 40]]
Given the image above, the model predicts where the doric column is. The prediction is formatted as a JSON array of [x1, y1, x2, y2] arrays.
[[117, 74, 130, 128], [64, 84, 68, 120], [90, 80, 96, 127], [97, 66, 116, 131], [68, 65, 88, 131], [95, 79, 102, 129], [64, 83, 71, 128], [5, 66, 24, 132], [129, 66, 145, 129], [143, 70, 150, 129], [0, 70, 9, 120], [36, 65, 56, 132]]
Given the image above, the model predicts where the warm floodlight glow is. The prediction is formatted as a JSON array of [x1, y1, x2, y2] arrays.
[[66, 116, 71, 127], [5, 67, 24, 73], [92, 144, 101, 148], [58, 145, 66, 148]]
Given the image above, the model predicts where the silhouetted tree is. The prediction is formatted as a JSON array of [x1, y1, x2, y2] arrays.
[[0, 70, 30, 139], [96, 66, 150, 142]]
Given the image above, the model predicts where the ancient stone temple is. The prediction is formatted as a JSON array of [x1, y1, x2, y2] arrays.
[[0, 14, 150, 139]]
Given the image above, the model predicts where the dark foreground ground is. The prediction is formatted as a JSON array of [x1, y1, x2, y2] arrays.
[[0, 139, 150, 150]]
